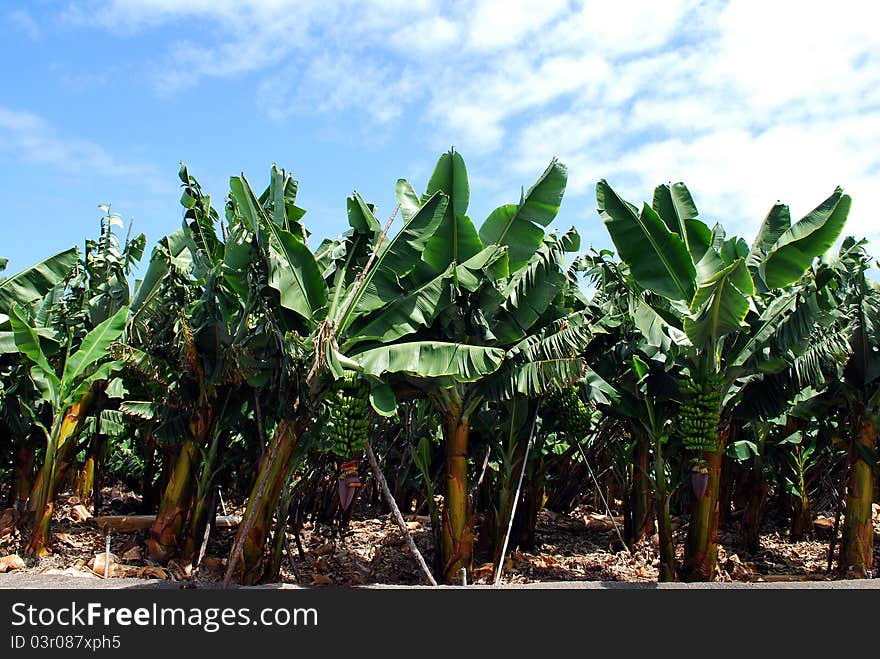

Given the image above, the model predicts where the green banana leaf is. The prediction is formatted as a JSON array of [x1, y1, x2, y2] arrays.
[[342, 265, 455, 349], [421, 149, 481, 272], [480, 159, 567, 270], [61, 306, 128, 388], [266, 224, 327, 322], [9, 306, 57, 383], [683, 258, 753, 346], [0, 247, 78, 311], [396, 179, 422, 223], [597, 180, 696, 302], [231, 174, 327, 322], [651, 182, 711, 262], [423, 148, 470, 216], [747, 202, 791, 275], [342, 192, 447, 325], [354, 341, 505, 382], [759, 188, 850, 290], [129, 229, 190, 324]]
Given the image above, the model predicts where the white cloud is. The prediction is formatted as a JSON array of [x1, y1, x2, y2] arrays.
[[10, 9, 41, 40], [465, 0, 570, 51], [390, 16, 459, 54], [0, 106, 163, 186], [62, 0, 880, 248], [258, 53, 419, 123]]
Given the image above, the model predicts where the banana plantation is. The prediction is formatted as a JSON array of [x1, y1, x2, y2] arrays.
[[0, 151, 877, 585]]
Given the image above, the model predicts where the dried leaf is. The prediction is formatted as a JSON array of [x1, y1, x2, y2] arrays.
[[71, 504, 92, 522], [0, 554, 25, 572], [88, 553, 121, 577], [122, 546, 142, 561], [137, 566, 170, 580], [55, 533, 77, 547], [0, 508, 19, 533], [313, 542, 334, 556]]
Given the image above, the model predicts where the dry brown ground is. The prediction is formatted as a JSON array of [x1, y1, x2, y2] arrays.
[[1, 486, 878, 586]]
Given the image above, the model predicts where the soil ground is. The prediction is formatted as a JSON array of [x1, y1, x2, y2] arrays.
[[1, 485, 878, 587]]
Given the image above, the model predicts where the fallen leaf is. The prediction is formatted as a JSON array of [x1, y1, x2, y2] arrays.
[[55, 533, 77, 547], [0, 508, 19, 533], [71, 505, 92, 522], [122, 546, 142, 561], [313, 542, 334, 556], [200, 556, 224, 570], [137, 566, 170, 580], [311, 574, 333, 585], [0, 554, 25, 572], [88, 552, 120, 576]]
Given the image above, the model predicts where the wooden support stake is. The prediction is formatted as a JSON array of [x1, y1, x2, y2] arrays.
[[365, 438, 437, 586], [104, 532, 111, 579]]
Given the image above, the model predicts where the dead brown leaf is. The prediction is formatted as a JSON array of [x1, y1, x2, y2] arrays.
[[0, 554, 25, 572], [122, 546, 142, 561], [88, 553, 122, 577], [313, 542, 334, 556], [55, 533, 77, 547], [0, 508, 19, 533], [137, 566, 170, 580], [200, 555, 224, 571]]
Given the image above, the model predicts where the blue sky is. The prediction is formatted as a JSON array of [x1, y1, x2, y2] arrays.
[[2, 1, 879, 276]]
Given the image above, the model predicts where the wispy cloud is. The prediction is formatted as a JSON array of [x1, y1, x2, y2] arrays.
[[0, 106, 164, 188], [9, 9, 41, 40], [62, 0, 880, 245]]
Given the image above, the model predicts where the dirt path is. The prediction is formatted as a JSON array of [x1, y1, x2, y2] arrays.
[[1, 572, 878, 589]]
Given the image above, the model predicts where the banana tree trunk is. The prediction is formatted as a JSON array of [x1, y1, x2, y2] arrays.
[[75, 432, 106, 511], [26, 392, 95, 556], [626, 437, 654, 545], [717, 456, 734, 528], [179, 426, 225, 570], [839, 412, 876, 577], [789, 492, 812, 541], [10, 435, 36, 510], [225, 416, 308, 585], [441, 412, 473, 583], [653, 434, 677, 582], [148, 405, 213, 563], [682, 425, 729, 582], [147, 438, 198, 562], [511, 462, 544, 552], [740, 466, 767, 554]]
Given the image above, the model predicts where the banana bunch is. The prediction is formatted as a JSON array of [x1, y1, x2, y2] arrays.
[[325, 370, 371, 458], [677, 373, 723, 454], [546, 386, 591, 437]]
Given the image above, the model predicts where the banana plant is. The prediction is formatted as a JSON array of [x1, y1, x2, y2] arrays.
[[0, 248, 80, 509], [783, 238, 880, 576], [223, 158, 505, 584], [124, 164, 282, 569], [597, 179, 850, 580], [578, 247, 683, 578], [10, 304, 128, 555], [346, 151, 591, 582], [69, 209, 145, 508]]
